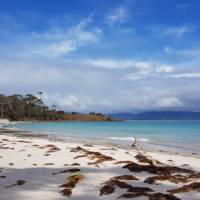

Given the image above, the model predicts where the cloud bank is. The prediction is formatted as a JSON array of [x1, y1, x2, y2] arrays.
[[0, 2, 200, 113]]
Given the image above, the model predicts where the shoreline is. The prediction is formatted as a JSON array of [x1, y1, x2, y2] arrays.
[[2, 127, 200, 158], [6, 120, 200, 157]]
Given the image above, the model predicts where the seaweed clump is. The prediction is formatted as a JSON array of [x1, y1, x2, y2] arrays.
[[168, 182, 200, 194], [6, 180, 26, 188], [71, 146, 115, 165], [135, 153, 163, 165], [45, 144, 61, 153], [144, 174, 191, 184], [149, 192, 181, 200], [59, 174, 84, 197], [100, 176, 153, 197], [123, 162, 193, 175], [52, 168, 80, 175], [100, 176, 181, 200]]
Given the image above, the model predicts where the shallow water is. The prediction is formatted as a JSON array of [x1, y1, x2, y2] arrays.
[[9, 120, 200, 153]]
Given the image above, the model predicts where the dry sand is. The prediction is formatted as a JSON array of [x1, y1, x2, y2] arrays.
[[0, 133, 200, 200]]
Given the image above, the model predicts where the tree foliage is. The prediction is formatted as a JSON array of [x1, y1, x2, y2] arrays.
[[0, 94, 65, 121]]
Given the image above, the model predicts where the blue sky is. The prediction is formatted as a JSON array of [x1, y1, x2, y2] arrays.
[[0, 0, 200, 113]]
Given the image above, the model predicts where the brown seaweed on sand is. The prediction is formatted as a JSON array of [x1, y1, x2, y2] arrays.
[[8, 163, 14, 166], [74, 155, 87, 159], [83, 144, 94, 147], [144, 174, 191, 184], [45, 144, 58, 148], [100, 148, 117, 151], [167, 182, 200, 194], [45, 144, 61, 153], [5, 180, 26, 188], [148, 192, 181, 200], [17, 140, 31, 143], [123, 159, 200, 189], [59, 174, 84, 197], [44, 163, 54, 166], [33, 144, 60, 152], [18, 149, 26, 152], [0, 146, 14, 150], [119, 192, 149, 198], [52, 168, 80, 175], [119, 192, 180, 199], [114, 160, 133, 165], [188, 172, 200, 179], [135, 153, 163, 166], [100, 176, 153, 197], [123, 162, 193, 175], [32, 144, 39, 147], [109, 175, 139, 181], [145, 172, 200, 185], [71, 163, 80, 166], [70, 146, 115, 165], [2, 138, 11, 142]]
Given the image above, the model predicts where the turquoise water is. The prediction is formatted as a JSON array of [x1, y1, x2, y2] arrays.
[[10, 121, 200, 150]]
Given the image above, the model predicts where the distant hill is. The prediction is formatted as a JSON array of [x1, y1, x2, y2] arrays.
[[107, 111, 200, 120]]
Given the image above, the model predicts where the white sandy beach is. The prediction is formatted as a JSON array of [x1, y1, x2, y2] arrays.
[[0, 133, 200, 200]]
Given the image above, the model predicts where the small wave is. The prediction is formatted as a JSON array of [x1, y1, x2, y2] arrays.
[[3, 126, 19, 130], [10, 121, 32, 125], [107, 137, 149, 142]]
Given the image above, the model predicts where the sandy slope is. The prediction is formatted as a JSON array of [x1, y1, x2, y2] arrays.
[[0, 134, 200, 200]]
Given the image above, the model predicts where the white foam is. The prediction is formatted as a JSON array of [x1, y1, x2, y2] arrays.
[[107, 137, 149, 142]]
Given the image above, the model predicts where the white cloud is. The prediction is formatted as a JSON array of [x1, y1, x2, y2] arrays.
[[152, 26, 192, 38], [27, 16, 102, 56], [125, 64, 174, 81], [84, 58, 151, 70], [156, 65, 174, 73], [157, 97, 183, 108], [1, 58, 200, 112], [125, 73, 147, 81], [169, 73, 200, 78], [106, 7, 127, 25], [84, 58, 177, 81], [161, 26, 189, 38], [58, 95, 80, 107], [164, 47, 171, 53], [179, 48, 200, 57]]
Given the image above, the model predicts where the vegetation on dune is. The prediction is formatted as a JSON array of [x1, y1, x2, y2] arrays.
[[0, 93, 113, 121], [63, 112, 113, 121], [0, 93, 64, 121]]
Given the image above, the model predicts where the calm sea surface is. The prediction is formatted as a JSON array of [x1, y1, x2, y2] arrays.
[[9, 120, 200, 153]]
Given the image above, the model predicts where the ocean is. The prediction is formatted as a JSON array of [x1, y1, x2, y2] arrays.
[[9, 120, 200, 154]]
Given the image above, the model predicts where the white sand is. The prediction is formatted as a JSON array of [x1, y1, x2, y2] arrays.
[[0, 134, 200, 200]]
